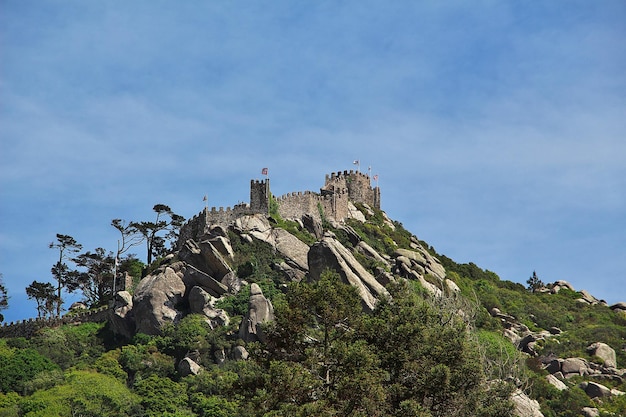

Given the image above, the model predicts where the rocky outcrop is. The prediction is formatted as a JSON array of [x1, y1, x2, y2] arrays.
[[188, 286, 229, 329], [133, 263, 187, 335], [238, 283, 274, 343], [301, 213, 323, 239], [308, 234, 389, 311], [108, 291, 135, 339], [234, 214, 310, 274]]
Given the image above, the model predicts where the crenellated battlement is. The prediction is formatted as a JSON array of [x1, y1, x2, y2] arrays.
[[178, 170, 381, 245], [0, 306, 110, 339]]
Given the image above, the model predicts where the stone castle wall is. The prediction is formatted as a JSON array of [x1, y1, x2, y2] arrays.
[[274, 190, 350, 223], [0, 306, 110, 339], [178, 170, 380, 244], [323, 170, 380, 210]]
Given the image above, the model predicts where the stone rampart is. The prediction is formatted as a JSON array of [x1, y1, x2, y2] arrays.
[[178, 170, 381, 244], [0, 306, 110, 339], [323, 170, 380, 209]]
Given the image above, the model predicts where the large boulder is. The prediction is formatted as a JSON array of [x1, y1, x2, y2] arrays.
[[561, 358, 590, 377], [188, 286, 230, 329], [587, 342, 617, 368], [178, 357, 202, 377], [108, 291, 135, 339], [209, 236, 235, 261], [183, 264, 229, 297], [301, 213, 323, 239], [238, 283, 275, 343], [133, 263, 187, 335], [179, 239, 234, 281], [546, 374, 567, 391], [511, 389, 544, 417], [580, 381, 612, 399], [308, 235, 389, 311]]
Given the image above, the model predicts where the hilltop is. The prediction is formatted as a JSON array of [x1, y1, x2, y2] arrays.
[[1, 172, 625, 416]]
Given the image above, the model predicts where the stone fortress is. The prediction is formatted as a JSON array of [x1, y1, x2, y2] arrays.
[[178, 170, 381, 245]]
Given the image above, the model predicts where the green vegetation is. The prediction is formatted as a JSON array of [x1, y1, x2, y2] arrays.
[[1, 203, 625, 416]]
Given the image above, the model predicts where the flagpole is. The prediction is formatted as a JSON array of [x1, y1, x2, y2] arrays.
[[113, 239, 119, 296]]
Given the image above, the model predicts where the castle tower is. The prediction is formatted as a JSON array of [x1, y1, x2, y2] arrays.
[[250, 179, 270, 213], [322, 170, 380, 210]]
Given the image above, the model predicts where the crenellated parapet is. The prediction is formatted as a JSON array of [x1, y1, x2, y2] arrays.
[[0, 306, 110, 339], [323, 169, 380, 210], [178, 171, 381, 244]]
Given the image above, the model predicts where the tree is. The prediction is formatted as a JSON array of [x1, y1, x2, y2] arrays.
[[49, 234, 82, 317], [111, 219, 144, 293], [130, 204, 184, 267], [0, 274, 8, 323], [69, 248, 115, 307], [526, 270, 544, 292], [260, 270, 388, 416], [25, 281, 58, 319]]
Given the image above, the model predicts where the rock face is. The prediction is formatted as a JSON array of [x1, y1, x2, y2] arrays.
[[108, 291, 135, 339], [133, 263, 187, 335], [238, 283, 275, 343], [234, 214, 310, 274], [308, 234, 389, 311]]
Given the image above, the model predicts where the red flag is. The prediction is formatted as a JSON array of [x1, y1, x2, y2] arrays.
[[261, 167, 268, 175], [373, 174, 378, 181]]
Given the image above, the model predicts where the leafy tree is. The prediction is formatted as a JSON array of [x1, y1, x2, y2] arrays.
[[526, 270, 544, 292], [130, 204, 184, 267], [26, 281, 58, 319], [358, 281, 514, 417], [30, 323, 106, 370], [133, 374, 192, 417], [69, 247, 115, 307], [0, 274, 8, 323], [0, 344, 59, 394], [49, 234, 82, 317], [18, 370, 141, 417], [260, 270, 387, 415]]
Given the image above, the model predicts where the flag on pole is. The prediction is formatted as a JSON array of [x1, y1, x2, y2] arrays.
[[203, 195, 207, 201], [353, 160, 359, 165], [373, 174, 378, 181], [261, 167, 268, 175]]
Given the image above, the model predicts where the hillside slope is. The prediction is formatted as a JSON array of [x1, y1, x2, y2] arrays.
[[1, 203, 625, 416]]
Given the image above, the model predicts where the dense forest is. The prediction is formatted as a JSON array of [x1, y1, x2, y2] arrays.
[[0, 202, 625, 416]]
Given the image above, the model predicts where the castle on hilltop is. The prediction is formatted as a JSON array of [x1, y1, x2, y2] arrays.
[[178, 170, 380, 245]]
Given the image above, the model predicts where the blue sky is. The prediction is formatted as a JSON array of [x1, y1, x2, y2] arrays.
[[1, 1, 625, 323]]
